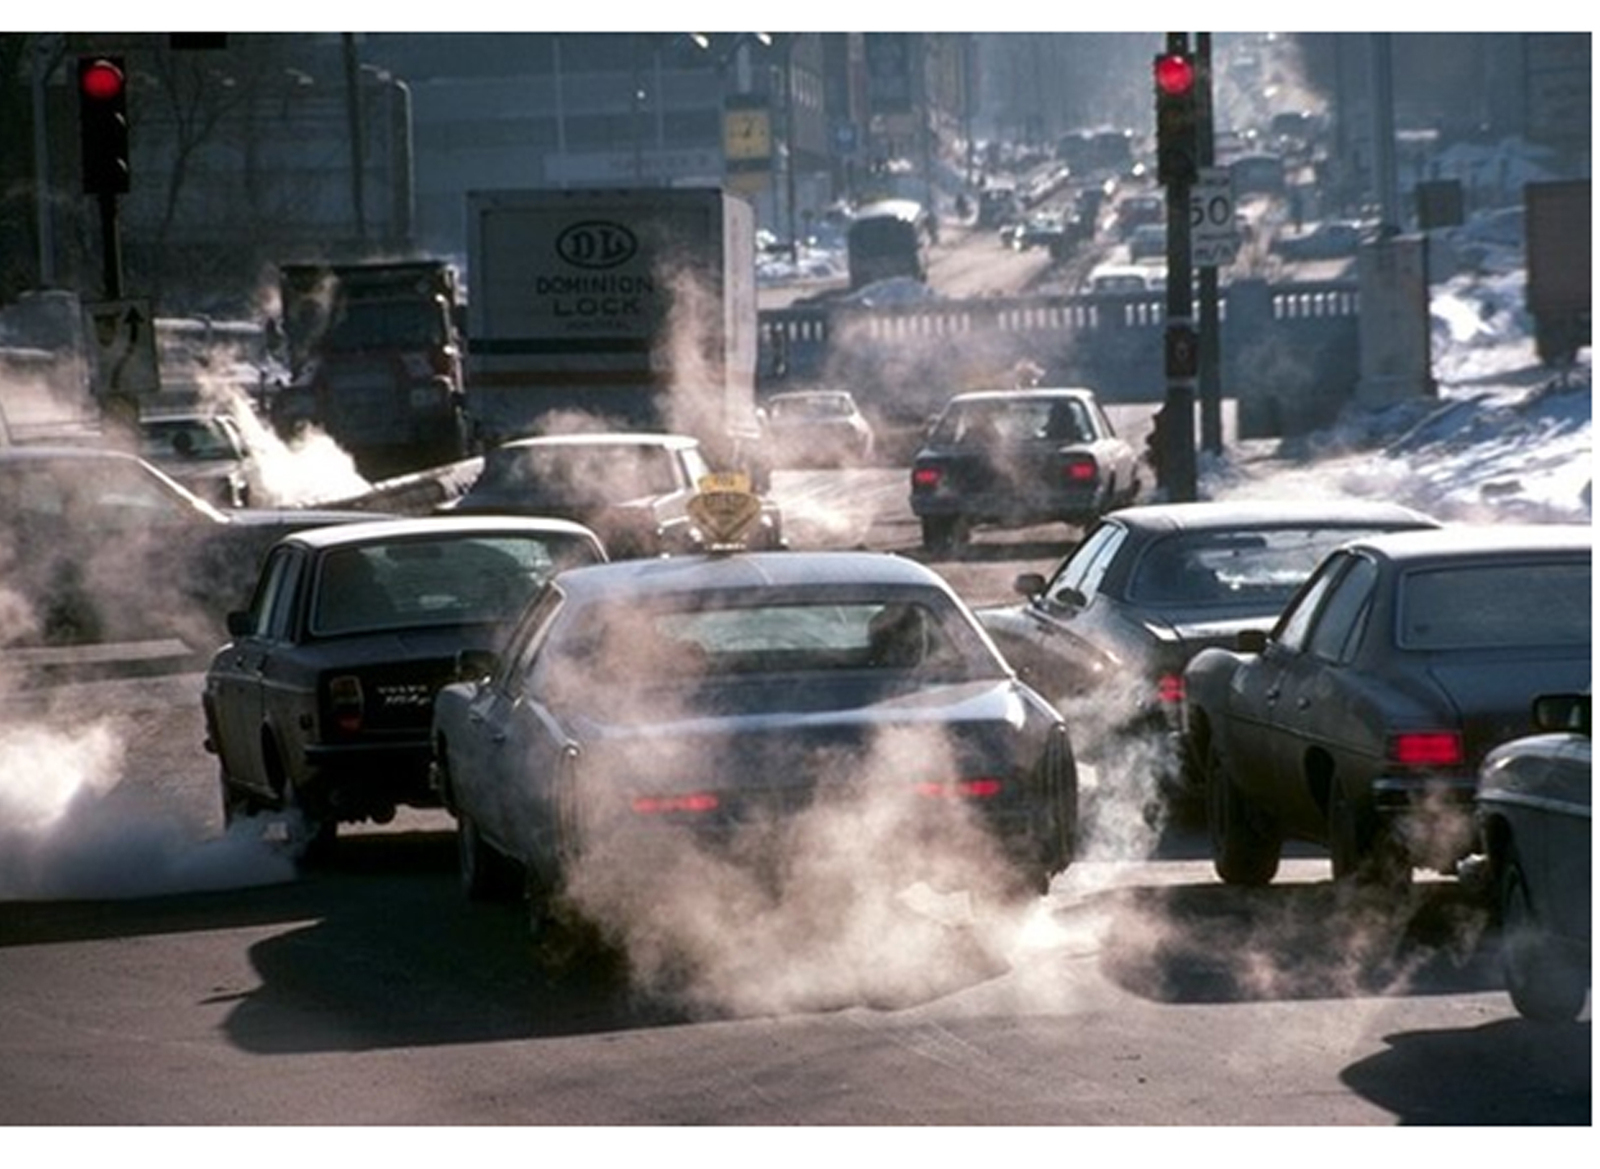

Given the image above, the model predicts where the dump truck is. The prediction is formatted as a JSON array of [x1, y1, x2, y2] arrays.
[[463, 187, 763, 475], [271, 259, 469, 478]]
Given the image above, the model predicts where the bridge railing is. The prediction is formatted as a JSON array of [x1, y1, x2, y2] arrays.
[[758, 277, 1361, 438]]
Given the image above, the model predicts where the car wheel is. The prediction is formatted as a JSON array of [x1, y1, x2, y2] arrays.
[[921, 516, 966, 555], [284, 780, 337, 865], [1206, 745, 1281, 886], [1329, 779, 1411, 890], [218, 764, 257, 828], [458, 809, 519, 902], [1500, 850, 1588, 1023]]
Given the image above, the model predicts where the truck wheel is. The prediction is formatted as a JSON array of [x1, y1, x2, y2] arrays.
[[1206, 745, 1280, 886], [1500, 850, 1588, 1022]]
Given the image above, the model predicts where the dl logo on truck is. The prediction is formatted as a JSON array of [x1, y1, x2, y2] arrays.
[[557, 221, 638, 270]]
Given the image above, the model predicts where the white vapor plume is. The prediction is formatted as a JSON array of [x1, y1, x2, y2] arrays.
[[0, 712, 294, 901]]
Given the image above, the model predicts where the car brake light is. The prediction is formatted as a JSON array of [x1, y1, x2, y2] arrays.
[[1156, 673, 1184, 705], [914, 777, 1004, 800], [632, 792, 721, 815], [912, 466, 943, 489], [1388, 731, 1465, 768], [329, 675, 364, 733], [1062, 455, 1097, 482]]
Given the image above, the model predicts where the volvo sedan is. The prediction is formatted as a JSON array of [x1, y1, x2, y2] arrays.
[[202, 515, 606, 858]]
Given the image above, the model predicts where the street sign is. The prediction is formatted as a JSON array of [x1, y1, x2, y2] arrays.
[[1190, 166, 1240, 267], [83, 297, 160, 399]]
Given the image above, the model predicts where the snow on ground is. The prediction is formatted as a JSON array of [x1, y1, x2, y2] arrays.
[[1202, 265, 1592, 528]]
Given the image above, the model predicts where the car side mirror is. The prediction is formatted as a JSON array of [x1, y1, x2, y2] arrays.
[[1013, 572, 1047, 599], [1532, 692, 1590, 735], [1236, 628, 1269, 654], [225, 610, 252, 638], [455, 648, 498, 682]]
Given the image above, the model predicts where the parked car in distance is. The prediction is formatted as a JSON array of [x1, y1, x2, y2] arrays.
[[1126, 223, 1168, 263], [202, 515, 607, 858], [1473, 691, 1591, 1022], [763, 389, 876, 468], [137, 409, 257, 509], [440, 431, 784, 558], [430, 549, 1078, 935], [977, 500, 1439, 813], [1, 444, 377, 659], [909, 387, 1141, 553], [1184, 525, 1592, 890]]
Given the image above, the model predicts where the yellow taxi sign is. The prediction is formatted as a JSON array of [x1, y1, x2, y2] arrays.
[[688, 472, 762, 550]]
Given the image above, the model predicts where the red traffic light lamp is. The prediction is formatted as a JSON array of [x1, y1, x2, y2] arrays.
[[80, 57, 126, 101], [1154, 52, 1196, 97], [1153, 51, 1198, 186], [78, 55, 130, 196]]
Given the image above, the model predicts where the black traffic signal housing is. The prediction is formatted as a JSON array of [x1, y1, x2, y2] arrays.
[[1153, 51, 1197, 186], [78, 56, 130, 196]]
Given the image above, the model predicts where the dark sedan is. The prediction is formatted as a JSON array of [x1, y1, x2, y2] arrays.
[[202, 515, 607, 858], [430, 550, 1078, 936], [1473, 692, 1591, 1022], [909, 387, 1141, 553], [1, 445, 375, 662], [441, 431, 784, 557], [977, 501, 1439, 812], [1184, 525, 1592, 890]]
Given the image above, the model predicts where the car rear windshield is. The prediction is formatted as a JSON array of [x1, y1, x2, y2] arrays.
[[931, 398, 1090, 445], [311, 533, 601, 635], [1397, 560, 1591, 649], [1128, 526, 1412, 608], [556, 595, 1002, 683]]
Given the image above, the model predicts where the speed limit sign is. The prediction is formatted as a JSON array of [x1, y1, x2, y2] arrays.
[[1190, 167, 1240, 267]]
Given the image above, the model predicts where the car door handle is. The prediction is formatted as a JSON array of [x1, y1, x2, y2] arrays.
[[1265, 686, 1281, 703], [1295, 697, 1311, 711]]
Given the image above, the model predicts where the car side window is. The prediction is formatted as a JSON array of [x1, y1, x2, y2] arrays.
[[245, 547, 302, 641], [499, 585, 565, 697], [1046, 521, 1126, 607], [1273, 553, 1351, 653], [1305, 554, 1377, 663]]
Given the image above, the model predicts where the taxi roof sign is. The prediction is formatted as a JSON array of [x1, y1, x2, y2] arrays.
[[687, 472, 763, 551]]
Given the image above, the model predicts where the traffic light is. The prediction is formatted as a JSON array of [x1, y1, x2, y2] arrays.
[[78, 56, 130, 196], [1153, 51, 1197, 186]]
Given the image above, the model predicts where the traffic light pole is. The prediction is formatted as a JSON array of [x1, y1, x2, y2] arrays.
[[1157, 32, 1198, 502], [1195, 33, 1224, 456], [97, 190, 123, 300]]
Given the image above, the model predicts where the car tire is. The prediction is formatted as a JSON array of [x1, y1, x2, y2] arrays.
[[1206, 745, 1281, 886], [458, 809, 519, 902], [1499, 849, 1588, 1023], [218, 764, 258, 828], [921, 516, 966, 555], [284, 779, 337, 865], [1329, 779, 1411, 890]]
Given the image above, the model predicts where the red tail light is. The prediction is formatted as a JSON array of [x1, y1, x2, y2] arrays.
[[329, 675, 364, 733], [914, 777, 1004, 800], [1388, 731, 1465, 768], [631, 792, 721, 815], [1061, 455, 1098, 482], [1156, 673, 1185, 705], [912, 466, 943, 489]]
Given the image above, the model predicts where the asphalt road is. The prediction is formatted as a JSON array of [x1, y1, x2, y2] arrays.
[[0, 466, 1589, 1128]]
